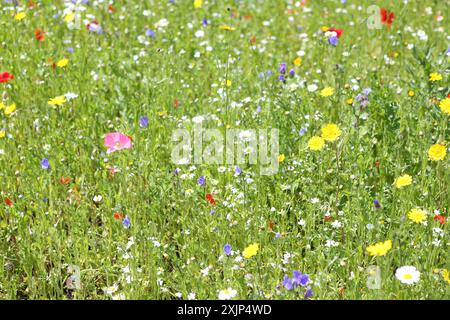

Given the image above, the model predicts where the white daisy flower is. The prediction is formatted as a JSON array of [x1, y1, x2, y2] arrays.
[[218, 288, 237, 300], [395, 266, 420, 284]]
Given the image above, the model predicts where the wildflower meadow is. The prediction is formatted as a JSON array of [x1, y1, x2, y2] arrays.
[[0, 0, 449, 301]]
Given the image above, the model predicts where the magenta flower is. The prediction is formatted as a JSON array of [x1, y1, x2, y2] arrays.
[[104, 132, 133, 154]]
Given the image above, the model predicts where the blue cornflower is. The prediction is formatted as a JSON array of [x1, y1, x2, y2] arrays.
[[123, 215, 131, 229], [146, 29, 156, 37], [223, 244, 232, 255], [197, 175, 206, 186], [41, 158, 50, 170], [139, 116, 149, 128], [328, 36, 339, 46], [299, 127, 308, 136], [374, 199, 381, 209]]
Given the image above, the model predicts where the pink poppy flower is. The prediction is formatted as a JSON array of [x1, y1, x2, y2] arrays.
[[104, 132, 133, 154]]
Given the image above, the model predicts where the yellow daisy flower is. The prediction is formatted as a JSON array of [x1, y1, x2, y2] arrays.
[[407, 208, 427, 224], [321, 124, 341, 142], [394, 174, 412, 188], [293, 57, 302, 66], [219, 25, 236, 31], [439, 98, 450, 115], [64, 12, 76, 23], [308, 136, 325, 151], [4, 103, 16, 116], [442, 269, 450, 284], [194, 0, 202, 9], [278, 154, 285, 163], [14, 12, 26, 21], [48, 96, 67, 106], [243, 243, 259, 259], [429, 72, 442, 81], [428, 144, 446, 161], [366, 240, 392, 257], [320, 87, 334, 97], [56, 58, 69, 68]]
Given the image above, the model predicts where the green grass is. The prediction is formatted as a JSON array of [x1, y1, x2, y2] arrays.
[[0, 0, 448, 300]]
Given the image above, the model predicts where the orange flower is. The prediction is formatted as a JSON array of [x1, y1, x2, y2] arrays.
[[35, 28, 45, 42], [114, 212, 124, 220]]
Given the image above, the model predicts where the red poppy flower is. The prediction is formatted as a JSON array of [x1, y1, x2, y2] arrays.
[[114, 212, 124, 220], [434, 215, 445, 225], [35, 28, 45, 42], [380, 8, 395, 27], [0, 71, 14, 83], [328, 28, 343, 38], [324, 216, 333, 221], [4, 198, 13, 207], [206, 193, 216, 205]]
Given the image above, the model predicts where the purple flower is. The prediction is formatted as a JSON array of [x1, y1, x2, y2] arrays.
[[67, 47, 74, 54], [374, 199, 381, 209], [234, 166, 242, 176], [40, 158, 50, 170], [139, 116, 149, 128], [275, 232, 281, 239], [293, 271, 309, 287], [278, 74, 286, 82], [362, 88, 372, 95], [223, 244, 232, 255], [328, 36, 339, 46], [299, 127, 307, 136], [282, 275, 293, 290], [355, 93, 369, 107], [202, 18, 209, 27], [266, 70, 273, 77], [123, 215, 131, 229], [304, 287, 313, 298], [446, 47, 450, 56], [174, 168, 180, 175], [210, 209, 216, 215], [197, 175, 206, 186], [288, 69, 295, 77], [256, 105, 262, 113], [146, 29, 156, 37], [278, 63, 287, 74]]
